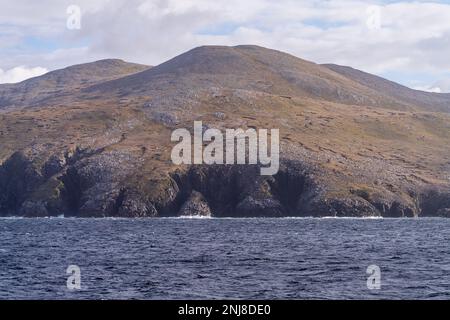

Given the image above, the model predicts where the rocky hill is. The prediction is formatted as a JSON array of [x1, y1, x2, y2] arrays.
[[0, 59, 150, 110], [1, 45, 449, 217]]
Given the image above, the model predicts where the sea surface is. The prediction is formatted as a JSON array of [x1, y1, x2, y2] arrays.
[[0, 217, 449, 299]]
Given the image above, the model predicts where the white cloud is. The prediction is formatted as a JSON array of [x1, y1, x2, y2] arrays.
[[413, 78, 450, 93], [0, 66, 48, 84], [413, 85, 442, 93], [433, 79, 450, 93]]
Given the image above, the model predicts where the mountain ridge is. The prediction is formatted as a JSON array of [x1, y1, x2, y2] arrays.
[[85, 45, 428, 111], [2, 46, 449, 112]]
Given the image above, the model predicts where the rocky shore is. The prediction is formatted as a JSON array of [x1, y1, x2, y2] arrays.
[[1, 149, 449, 218]]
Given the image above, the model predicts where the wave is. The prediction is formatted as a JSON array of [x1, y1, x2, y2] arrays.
[[0, 215, 446, 220]]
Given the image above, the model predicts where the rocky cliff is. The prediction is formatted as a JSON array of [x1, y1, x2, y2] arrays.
[[1, 45, 450, 217]]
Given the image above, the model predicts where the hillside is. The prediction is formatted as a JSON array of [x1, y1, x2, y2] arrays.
[[87, 45, 415, 110], [1, 45, 449, 218], [323, 63, 450, 112], [0, 59, 150, 110]]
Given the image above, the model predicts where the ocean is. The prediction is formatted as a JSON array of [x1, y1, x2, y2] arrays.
[[0, 217, 449, 299]]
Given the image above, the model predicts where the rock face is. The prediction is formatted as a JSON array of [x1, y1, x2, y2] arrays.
[[1, 151, 449, 217], [1, 45, 450, 217], [437, 208, 450, 218], [178, 191, 211, 217], [116, 190, 158, 217], [0, 152, 45, 215]]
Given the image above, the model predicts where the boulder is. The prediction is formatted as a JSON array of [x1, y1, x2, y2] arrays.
[[236, 196, 285, 217], [437, 208, 450, 218], [19, 200, 49, 217], [178, 191, 211, 217]]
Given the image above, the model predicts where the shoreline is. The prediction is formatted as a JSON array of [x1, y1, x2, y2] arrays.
[[2, 215, 450, 219]]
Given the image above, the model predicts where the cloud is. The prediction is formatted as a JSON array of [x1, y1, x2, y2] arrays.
[[0, 66, 48, 84], [433, 79, 450, 93], [0, 0, 450, 90], [412, 76, 450, 93], [413, 85, 442, 93]]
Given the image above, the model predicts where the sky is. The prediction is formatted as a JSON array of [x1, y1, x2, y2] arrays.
[[0, 0, 450, 92]]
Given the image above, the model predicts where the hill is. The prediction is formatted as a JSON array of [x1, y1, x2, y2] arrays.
[[0, 59, 150, 110], [1, 45, 449, 218]]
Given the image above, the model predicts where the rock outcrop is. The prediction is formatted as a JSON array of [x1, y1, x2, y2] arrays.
[[1, 149, 449, 217], [178, 191, 212, 217]]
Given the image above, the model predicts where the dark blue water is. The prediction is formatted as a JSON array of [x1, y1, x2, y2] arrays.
[[0, 217, 449, 299]]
